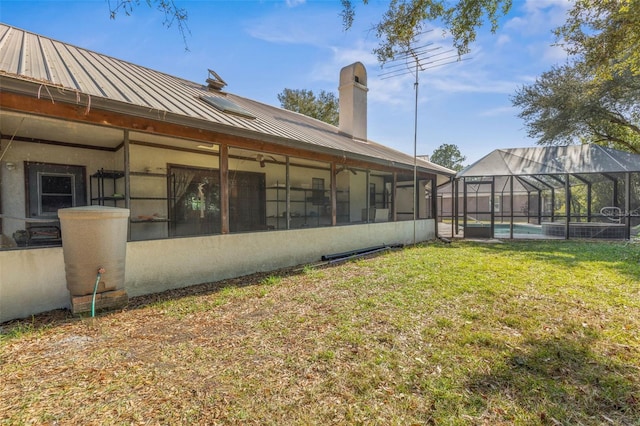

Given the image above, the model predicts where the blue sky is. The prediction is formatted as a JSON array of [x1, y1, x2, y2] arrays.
[[0, 0, 571, 164]]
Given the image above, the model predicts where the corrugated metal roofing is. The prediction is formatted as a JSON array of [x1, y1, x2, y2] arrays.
[[457, 144, 640, 177], [0, 23, 454, 176]]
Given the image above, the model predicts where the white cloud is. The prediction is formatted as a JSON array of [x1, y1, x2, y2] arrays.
[[542, 43, 569, 64], [427, 75, 519, 95], [523, 0, 572, 16], [244, 7, 342, 46], [478, 105, 518, 117], [246, 19, 322, 45], [496, 34, 511, 47], [505, 0, 571, 35]]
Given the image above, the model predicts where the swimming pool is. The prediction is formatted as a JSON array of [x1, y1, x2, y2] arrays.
[[493, 223, 543, 235]]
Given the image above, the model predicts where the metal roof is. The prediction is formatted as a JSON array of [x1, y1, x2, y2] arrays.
[[0, 23, 454, 177], [457, 144, 640, 178]]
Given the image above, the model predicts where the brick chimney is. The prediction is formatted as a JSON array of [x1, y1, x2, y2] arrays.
[[339, 62, 368, 141]]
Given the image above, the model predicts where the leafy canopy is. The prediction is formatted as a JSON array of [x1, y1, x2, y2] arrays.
[[430, 143, 466, 171], [341, 0, 512, 62], [512, 64, 640, 154], [277, 89, 339, 126], [555, 0, 640, 80], [512, 0, 640, 154]]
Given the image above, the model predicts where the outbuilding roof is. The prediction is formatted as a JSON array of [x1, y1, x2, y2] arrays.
[[457, 144, 640, 178], [0, 23, 454, 177]]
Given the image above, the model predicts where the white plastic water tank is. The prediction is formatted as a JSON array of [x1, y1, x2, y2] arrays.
[[58, 206, 130, 296]]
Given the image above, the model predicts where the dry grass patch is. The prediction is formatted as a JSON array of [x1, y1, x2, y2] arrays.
[[1, 240, 639, 425]]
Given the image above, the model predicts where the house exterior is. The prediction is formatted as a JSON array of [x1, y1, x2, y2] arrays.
[[0, 24, 454, 322]]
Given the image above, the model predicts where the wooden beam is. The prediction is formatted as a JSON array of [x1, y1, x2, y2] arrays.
[[1, 135, 117, 152]]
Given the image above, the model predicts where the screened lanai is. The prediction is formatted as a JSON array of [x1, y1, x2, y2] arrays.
[[438, 145, 640, 240]]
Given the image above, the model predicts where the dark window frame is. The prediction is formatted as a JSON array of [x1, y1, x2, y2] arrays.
[[25, 162, 87, 219]]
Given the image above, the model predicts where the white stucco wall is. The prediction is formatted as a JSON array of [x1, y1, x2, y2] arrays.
[[0, 219, 435, 323], [0, 247, 69, 321]]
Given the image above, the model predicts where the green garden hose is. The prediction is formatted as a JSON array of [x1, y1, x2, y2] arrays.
[[91, 267, 105, 317]]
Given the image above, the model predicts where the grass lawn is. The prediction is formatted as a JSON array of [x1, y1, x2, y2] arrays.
[[1, 240, 639, 425]]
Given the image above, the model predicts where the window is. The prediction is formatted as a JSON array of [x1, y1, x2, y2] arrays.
[[26, 163, 86, 218], [39, 173, 75, 215], [494, 194, 502, 213]]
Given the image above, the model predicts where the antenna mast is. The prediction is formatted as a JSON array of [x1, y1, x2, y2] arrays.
[[379, 34, 467, 244]]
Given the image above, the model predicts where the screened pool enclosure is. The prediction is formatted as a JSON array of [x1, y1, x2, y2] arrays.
[[438, 145, 640, 240]]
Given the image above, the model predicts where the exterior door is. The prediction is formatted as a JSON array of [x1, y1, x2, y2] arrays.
[[463, 179, 494, 238]]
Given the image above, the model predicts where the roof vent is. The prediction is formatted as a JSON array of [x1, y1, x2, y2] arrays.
[[206, 69, 227, 91]]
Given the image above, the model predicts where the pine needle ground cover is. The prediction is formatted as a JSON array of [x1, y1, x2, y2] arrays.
[[1, 241, 639, 425]]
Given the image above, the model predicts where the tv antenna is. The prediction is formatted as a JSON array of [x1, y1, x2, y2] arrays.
[[379, 32, 468, 243]]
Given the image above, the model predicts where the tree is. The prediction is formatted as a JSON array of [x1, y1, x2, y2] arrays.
[[430, 143, 466, 171], [512, 64, 640, 154], [512, 0, 640, 154], [341, 0, 512, 62], [277, 89, 339, 126], [554, 0, 639, 80]]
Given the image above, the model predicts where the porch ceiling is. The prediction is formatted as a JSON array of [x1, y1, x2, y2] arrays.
[[1, 110, 122, 149], [0, 110, 220, 152]]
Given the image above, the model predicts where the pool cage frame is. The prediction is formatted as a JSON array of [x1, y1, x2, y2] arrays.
[[437, 146, 640, 240]]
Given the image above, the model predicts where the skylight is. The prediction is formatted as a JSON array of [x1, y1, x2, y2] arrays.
[[199, 95, 256, 119]]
